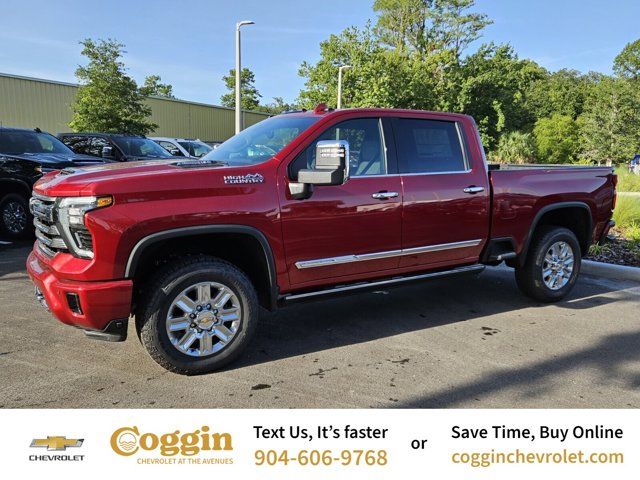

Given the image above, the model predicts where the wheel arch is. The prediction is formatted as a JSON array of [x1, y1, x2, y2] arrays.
[[518, 201, 592, 266], [126, 225, 279, 311], [0, 179, 31, 199]]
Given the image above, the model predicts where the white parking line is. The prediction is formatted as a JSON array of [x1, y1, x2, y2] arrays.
[[0, 241, 12, 245]]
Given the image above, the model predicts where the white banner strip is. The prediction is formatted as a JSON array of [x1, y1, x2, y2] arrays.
[[0, 409, 636, 479]]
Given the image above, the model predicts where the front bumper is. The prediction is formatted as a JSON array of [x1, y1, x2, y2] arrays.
[[27, 250, 133, 333]]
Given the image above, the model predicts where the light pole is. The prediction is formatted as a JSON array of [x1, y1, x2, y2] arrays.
[[337, 65, 351, 109], [235, 20, 255, 134]]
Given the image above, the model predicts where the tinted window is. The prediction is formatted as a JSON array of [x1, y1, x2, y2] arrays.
[[0, 130, 72, 155], [111, 137, 172, 158], [289, 118, 386, 179], [61, 135, 92, 155], [89, 137, 110, 156], [179, 141, 212, 158], [395, 119, 466, 173], [158, 140, 184, 156]]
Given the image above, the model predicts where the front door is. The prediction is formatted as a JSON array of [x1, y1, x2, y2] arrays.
[[279, 117, 403, 287]]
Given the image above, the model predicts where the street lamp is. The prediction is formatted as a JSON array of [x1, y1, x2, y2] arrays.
[[337, 65, 351, 109], [235, 20, 255, 134]]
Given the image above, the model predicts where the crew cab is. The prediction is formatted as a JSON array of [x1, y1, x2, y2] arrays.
[[27, 105, 616, 374], [0, 127, 107, 238]]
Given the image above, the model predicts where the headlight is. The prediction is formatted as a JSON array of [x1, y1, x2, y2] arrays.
[[57, 196, 113, 259]]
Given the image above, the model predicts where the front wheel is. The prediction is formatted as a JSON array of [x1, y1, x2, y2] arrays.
[[0, 193, 31, 239], [136, 256, 259, 375], [515, 226, 581, 302]]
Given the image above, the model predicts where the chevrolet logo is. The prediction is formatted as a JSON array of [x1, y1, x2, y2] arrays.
[[30, 436, 84, 451]]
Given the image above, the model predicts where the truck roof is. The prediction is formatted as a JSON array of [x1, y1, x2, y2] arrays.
[[280, 103, 473, 121]]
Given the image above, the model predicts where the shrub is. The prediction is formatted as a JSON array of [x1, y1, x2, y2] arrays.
[[494, 131, 536, 164]]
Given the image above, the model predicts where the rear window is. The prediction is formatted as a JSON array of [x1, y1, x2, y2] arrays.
[[395, 119, 467, 174]]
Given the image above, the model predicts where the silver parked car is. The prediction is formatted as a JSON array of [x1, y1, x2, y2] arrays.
[[151, 137, 213, 158]]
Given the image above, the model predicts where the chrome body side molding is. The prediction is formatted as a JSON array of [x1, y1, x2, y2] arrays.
[[295, 239, 482, 270]]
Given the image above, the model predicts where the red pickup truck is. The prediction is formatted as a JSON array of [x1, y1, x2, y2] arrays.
[[27, 105, 616, 374]]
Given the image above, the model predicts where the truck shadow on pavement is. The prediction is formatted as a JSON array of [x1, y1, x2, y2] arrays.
[[231, 267, 640, 388], [395, 328, 640, 408]]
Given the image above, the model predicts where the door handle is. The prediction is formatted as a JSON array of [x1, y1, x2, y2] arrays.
[[463, 186, 485, 194], [372, 191, 399, 200]]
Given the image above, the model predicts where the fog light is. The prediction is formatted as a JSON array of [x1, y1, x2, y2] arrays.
[[66, 292, 83, 314]]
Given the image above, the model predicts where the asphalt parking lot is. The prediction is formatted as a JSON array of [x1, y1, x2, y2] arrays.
[[1, 241, 639, 409]]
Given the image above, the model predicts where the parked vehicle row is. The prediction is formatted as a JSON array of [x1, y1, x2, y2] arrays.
[[26, 104, 616, 374], [0, 127, 108, 238], [1, 128, 215, 238]]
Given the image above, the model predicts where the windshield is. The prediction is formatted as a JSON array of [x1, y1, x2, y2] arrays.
[[178, 140, 212, 158], [0, 130, 73, 155], [202, 115, 319, 165], [111, 137, 173, 158]]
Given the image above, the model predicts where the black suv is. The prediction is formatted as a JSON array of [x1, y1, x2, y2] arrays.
[[0, 127, 108, 238], [58, 133, 175, 162]]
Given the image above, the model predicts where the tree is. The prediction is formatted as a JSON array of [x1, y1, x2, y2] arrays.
[[220, 68, 262, 110], [140, 75, 174, 98], [579, 76, 640, 165], [533, 114, 580, 164], [494, 131, 536, 164], [259, 97, 299, 115], [373, 0, 491, 58], [452, 43, 545, 150], [526, 69, 593, 120], [70, 39, 157, 135], [613, 39, 640, 80], [298, 23, 439, 110]]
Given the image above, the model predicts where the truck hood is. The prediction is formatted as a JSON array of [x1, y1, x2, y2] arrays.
[[33, 158, 230, 196]]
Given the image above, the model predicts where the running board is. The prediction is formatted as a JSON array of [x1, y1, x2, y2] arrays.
[[280, 264, 485, 304]]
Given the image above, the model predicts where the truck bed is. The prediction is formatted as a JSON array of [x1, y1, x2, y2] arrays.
[[487, 164, 616, 257]]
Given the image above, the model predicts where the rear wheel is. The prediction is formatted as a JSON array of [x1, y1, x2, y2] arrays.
[[0, 193, 31, 239], [515, 226, 581, 302], [136, 255, 258, 375]]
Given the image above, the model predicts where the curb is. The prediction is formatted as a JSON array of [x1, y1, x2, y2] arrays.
[[582, 260, 640, 282]]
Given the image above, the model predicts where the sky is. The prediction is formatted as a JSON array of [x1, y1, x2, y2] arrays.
[[1, 0, 639, 106]]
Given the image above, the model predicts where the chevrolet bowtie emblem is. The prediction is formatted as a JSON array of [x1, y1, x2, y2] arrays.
[[30, 436, 84, 451]]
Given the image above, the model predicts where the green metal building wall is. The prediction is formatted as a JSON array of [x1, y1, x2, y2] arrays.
[[0, 73, 269, 142]]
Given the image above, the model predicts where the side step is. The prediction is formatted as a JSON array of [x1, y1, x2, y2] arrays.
[[488, 251, 516, 262], [280, 264, 485, 304]]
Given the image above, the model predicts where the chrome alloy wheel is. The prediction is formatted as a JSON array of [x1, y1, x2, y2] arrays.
[[542, 241, 574, 290], [2, 200, 27, 234], [165, 282, 241, 357]]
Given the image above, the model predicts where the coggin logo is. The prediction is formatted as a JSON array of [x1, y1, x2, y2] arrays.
[[111, 426, 233, 457]]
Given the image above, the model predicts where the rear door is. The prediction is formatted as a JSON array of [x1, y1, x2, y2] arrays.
[[279, 116, 403, 287], [392, 116, 490, 268]]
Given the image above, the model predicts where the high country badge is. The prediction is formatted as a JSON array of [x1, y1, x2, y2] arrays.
[[223, 173, 264, 184]]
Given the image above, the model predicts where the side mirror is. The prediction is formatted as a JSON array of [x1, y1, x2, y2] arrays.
[[298, 140, 349, 186], [289, 140, 349, 200], [101, 146, 115, 158]]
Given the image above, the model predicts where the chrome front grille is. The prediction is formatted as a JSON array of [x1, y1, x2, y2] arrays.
[[29, 194, 68, 257]]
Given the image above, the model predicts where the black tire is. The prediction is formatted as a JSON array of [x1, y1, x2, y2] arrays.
[[0, 193, 32, 239], [136, 255, 259, 375], [515, 226, 581, 302]]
